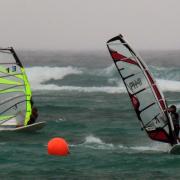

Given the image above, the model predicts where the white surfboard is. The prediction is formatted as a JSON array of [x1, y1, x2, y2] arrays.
[[0, 121, 46, 132], [169, 144, 180, 154]]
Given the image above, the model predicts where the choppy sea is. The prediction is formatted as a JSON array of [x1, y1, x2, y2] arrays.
[[1, 50, 180, 179]]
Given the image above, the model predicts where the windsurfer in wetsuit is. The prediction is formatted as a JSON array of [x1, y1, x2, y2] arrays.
[[28, 107, 38, 125], [27, 98, 39, 125], [168, 105, 179, 138]]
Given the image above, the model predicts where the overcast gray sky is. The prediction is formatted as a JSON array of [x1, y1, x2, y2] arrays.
[[0, 0, 180, 50]]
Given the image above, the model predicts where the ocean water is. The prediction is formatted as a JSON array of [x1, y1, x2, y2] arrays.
[[1, 50, 180, 179]]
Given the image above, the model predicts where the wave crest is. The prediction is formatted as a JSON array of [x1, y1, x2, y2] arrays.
[[26, 66, 83, 86], [26, 65, 180, 93]]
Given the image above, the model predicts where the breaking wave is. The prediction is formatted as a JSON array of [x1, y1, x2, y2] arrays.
[[32, 85, 126, 93], [26, 65, 180, 93], [157, 79, 180, 92], [26, 66, 83, 86]]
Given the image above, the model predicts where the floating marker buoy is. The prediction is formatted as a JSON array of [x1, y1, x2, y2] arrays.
[[48, 137, 69, 156]]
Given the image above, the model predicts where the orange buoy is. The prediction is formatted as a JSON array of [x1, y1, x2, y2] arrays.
[[48, 137, 69, 156]]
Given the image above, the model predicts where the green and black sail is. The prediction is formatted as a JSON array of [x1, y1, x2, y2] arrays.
[[0, 47, 32, 126]]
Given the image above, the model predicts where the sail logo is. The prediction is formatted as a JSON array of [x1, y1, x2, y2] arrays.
[[128, 78, 142, 91]]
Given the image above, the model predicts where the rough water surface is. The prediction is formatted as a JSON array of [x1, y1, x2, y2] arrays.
[[1, 50, 180, 179]]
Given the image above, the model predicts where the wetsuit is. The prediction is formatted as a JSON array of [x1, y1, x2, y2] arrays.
[[27, 107, 38, 125], [171, 112, 179, 137]]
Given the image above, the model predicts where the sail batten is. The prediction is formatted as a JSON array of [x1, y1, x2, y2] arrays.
[[107, 34, 177, 145]]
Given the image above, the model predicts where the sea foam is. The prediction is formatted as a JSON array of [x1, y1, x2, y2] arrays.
[[157, 79, 180, 92], [26, 66, 83, 86], [73, 135, 170, 153], [26, 66, 180, 93], [82, 135, 114, 150]]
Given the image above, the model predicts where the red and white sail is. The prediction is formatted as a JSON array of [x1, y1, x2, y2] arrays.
[[107, 34, 177, 145]]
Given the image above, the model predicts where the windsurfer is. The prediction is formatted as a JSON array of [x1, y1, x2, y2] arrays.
[[28, 98, 38, 125], [28, 107, 38, 125], [168, 105, 179, 138]]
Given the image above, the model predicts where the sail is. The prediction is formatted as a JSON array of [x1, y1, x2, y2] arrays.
[[107, 35, 177, 145], [0, 47, 32, 126]]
